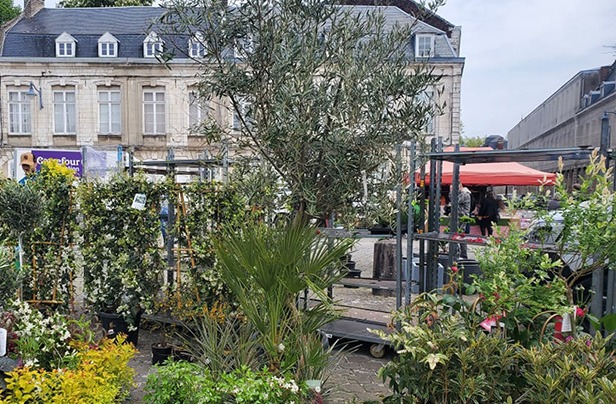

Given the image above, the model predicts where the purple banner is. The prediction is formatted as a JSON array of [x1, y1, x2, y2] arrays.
[[33, 149, 83, 177]]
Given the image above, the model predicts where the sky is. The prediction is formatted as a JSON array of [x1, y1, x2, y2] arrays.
[[437, 0, 616, 139], [15, 0, 616, 139]]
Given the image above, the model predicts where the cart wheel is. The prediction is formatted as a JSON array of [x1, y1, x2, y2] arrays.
[[369, 343, 386, 358]]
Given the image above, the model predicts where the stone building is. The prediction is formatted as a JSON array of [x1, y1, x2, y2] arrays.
[[507, 60, 616, 184], [0, 1, 463, 178]]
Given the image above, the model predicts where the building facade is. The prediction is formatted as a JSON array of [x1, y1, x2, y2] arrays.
[[507, 61, 616, 183], [0, 1, 463, 178]]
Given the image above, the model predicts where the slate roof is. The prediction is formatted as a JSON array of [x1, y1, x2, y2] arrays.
[[2, 6, 190, 58], [2, 5, 460, 60]]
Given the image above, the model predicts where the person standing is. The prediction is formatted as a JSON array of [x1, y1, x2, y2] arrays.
[[477, 190, 499, 236], [457, 183, 472, 258]]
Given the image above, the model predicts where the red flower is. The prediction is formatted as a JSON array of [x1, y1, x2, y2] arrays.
[[451, 265, 459, 273], [493, 292, 501, 301], [575, 307, 586, 318]]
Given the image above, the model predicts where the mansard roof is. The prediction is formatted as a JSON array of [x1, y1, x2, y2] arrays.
[[1, 4, 460, 60], [2, 7, 185, 58]]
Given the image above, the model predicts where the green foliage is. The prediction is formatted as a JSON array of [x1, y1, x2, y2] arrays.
[[0, 247, 21, 306], [158, 0, 441, 222], [78, 171, 166, 327], [375, 294, 521, 403], [212, 222, 354, 380], [0, 180, 42, 241], [375, 293, 616, 403], [145, 360, 219, 404], [22, 159, 79, 306], [519, 334, 616, 403], [179, 313, 262, 381], [174, 180, 248, 310], [59, 0, 152, 7], [474, 228, 569, 345], [459, 136, 485, 147], [0, 0, 20, 25], [145, 362, 305, 404]]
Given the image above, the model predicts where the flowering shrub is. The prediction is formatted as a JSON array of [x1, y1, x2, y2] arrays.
[[78, 171, 166, 328], [4, 300, 76, 370]]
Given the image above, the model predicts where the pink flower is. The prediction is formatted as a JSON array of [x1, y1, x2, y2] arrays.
[[575, 307, 586, 318], [451, 265, 459, 273]]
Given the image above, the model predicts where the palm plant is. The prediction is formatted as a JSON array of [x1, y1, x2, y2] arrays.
[[213, 222, 354, 380]]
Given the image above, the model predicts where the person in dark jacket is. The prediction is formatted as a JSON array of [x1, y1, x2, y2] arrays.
[[477, 190, 499, 236]]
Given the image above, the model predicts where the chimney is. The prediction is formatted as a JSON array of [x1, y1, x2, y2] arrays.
[[450, 26, 461, 56], [24, 0, 45, 18]]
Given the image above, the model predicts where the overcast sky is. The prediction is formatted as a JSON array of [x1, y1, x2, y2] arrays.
[[437, 0, 616, 139], [20, 0, 616, 139]]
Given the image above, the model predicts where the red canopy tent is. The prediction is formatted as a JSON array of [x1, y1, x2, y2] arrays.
[[415, 147, 557, 186]]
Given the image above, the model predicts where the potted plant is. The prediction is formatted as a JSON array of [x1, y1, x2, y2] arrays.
[[78, 172, 166, 345]]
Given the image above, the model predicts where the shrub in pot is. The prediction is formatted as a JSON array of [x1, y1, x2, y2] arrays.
[[78, 172, 166, 342]]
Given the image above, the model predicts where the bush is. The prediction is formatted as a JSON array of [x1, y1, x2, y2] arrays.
[[519, 334, 616, 403], [374, 293, 616, 403], [2, 335, 136, 403], [376, 302, 521, 403], [145, 362, 304, 404]]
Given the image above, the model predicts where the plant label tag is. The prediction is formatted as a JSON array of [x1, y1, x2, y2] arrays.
[[561, 313, 572, 332], [0, 328, 7, 356], [131, 193, 147, 210]]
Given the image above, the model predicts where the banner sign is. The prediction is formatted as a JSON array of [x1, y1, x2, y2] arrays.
[[14, 148, 83, 180]]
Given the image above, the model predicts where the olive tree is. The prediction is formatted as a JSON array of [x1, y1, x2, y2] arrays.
[[158, 0, 442, 223]]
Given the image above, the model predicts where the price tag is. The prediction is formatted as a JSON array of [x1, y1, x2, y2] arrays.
[[131, 193, 147, 210], [561, 313, 572, 332], [0, 328, 7, 356]]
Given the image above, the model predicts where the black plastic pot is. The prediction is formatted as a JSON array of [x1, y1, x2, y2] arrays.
[[98, 311, 141, 346], [151, 343, 173, 365]]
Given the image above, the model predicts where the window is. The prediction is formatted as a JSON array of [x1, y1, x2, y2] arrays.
[[53, 89, 76, 134], [55, 32, 77, 57], [144, 32, 163, 58], [416, 88, 434, 133], [98, 32, 118, 57], [189, 91, 208, 128], [189, 33, 205, 58], [234, 36, 254, 59], [415, 34, 434, 58], [232, 97, 251, 131], [8, 91, 32, 134], [143, 89, 166, 134], [98, 89, 121, 134]]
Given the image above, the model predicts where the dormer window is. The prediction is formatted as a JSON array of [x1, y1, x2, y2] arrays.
[[415, 34, 435, 58], [189, 33, 205, 58], [144, 32, 163, 58], [98, 32, 118, 58], [56, 32, 77, 57]]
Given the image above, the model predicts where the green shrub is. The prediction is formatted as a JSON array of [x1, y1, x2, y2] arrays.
[[376, 300, 521, 403], [145, 362, 305, 404], [518, 334, 616, 403], [145, 361, 220, 404]]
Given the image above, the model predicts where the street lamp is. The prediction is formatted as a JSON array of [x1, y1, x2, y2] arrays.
[[25, 82, 43, 109]]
